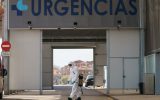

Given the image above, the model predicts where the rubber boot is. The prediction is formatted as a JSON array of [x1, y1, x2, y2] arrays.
[[76, 97, 81, 100], [68, 97, 72, 100]]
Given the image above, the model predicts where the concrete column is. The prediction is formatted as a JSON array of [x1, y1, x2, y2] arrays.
[[42, 43, 53, 89]]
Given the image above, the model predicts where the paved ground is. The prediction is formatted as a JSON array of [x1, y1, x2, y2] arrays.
[[98, 89, 160, 100], [3, 93, 160, 100], [3, 95, 111, 100], [2, 86, 160, 100], [111, 95, 160, 100], [2, 86, 111, 100]]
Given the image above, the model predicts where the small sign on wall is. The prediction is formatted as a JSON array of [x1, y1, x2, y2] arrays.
[[1, 52, 10, 56]]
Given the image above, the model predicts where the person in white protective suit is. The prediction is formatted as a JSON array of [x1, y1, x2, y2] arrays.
[[68, 63, 82, 100]]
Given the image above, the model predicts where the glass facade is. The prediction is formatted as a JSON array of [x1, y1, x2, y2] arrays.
[[144, 54, 156, 74]]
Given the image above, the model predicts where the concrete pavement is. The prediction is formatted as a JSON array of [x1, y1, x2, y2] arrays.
[[1, 86, 111, 100], [111, 95, 160, 100], [3, 93, 160, 100], [98, 89, 160, 100], [3, 94, 111, 100], [2, 86, 160, 100]]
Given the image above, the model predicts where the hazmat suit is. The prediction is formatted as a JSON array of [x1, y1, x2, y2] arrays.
[[68, 64, 81, 100]]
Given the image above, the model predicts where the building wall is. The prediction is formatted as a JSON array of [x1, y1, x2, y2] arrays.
[[146, 0, 160, 55], [155, 53, 160, 94], [108, 29, 140, 89], [109, 30, 139, 57], [9, 30, 41, 90], [3, 0, 143, 92], [8, 29, 140, 90], [145, 0, 160, 94], [61, 60, 93, 79]]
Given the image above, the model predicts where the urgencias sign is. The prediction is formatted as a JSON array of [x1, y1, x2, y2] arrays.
[[9, 0, 139, 28], [14, 0, 137, 16]]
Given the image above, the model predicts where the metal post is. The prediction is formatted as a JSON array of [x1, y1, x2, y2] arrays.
[[139, 0, 145, 83], [40, 30, 43, 95], [3, 0, 9, 95], [106, 30, 110, 94], [93, 47, 96, 89]]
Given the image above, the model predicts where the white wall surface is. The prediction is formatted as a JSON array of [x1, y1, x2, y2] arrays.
[[124, 58, 139, 89], [110, 30, 139, 57], [110, 58, 123, 88], [109, 29, 140, 89], [9, 30, 41, 90]]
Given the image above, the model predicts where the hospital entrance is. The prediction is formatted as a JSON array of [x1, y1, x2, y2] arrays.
[[42, 30, 107, 95]]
